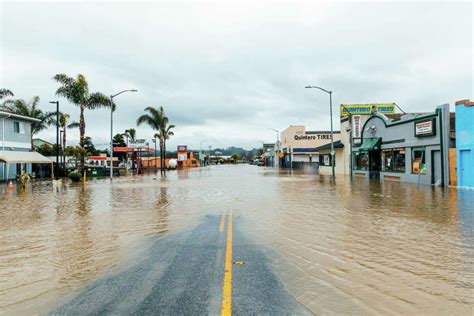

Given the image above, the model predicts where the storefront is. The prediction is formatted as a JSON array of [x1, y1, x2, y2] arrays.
[[455, 99, 474, 187], [280, 125, 341, 171], [351, 104, 451, 186]]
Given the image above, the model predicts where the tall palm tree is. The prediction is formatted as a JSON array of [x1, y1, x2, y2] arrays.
[[137, 106, 165, 171], [4, 96, 55, 150], [53, 73, 113, 149], [160, 124, 175, 171]]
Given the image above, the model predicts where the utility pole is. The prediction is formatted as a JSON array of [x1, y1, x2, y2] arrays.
[[109, 89, 137, 180], [305, 85, 335, 178], [50, 101, 59, 179]]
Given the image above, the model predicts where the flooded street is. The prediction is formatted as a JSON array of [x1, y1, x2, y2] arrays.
[[1, 165, 473, 315]]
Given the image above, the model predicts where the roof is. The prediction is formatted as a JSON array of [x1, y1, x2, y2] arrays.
[[313, 140, 344, 151], [33, 138, 53, 146], [0, 151, 52, 164], [0, 108, 41, 122]]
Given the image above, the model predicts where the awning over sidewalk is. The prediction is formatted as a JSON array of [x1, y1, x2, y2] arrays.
[[358, 138, 381, 151], [0, 151, 52, 164]]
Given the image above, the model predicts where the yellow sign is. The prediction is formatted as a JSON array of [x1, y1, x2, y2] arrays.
[[340, 103, 396, 118], [279, 152, 284, 158]]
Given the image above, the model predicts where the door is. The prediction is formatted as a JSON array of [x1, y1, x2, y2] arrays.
[[431, 150, 442, 185], [369, 150, 381, 179], [460, 150, 473, 187]]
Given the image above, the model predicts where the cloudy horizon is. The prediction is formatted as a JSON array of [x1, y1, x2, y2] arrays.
[[1, 1, 472, 150]]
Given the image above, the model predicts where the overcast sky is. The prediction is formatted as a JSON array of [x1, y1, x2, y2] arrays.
[[1, 1, 472, 150]]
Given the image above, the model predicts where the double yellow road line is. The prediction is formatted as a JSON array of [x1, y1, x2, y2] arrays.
[[220, 210, 233, 316]]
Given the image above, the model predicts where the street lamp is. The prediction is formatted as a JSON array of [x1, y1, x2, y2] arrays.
[[109, 89, 137, 180], [49, 101, 59, 179], [269, 128, 280, 167], [200, 140, 207, 167], [305, 85, 335, 178]]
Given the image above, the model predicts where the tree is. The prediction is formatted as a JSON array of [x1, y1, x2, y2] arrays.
[[83, 136, 99, 156], [159, 123, 175, 171], [36, 143, 54, 156], [124, 128, 136, 142], [64, 146, 87, 167], [4, 96, 55, 149], [53, 73, 113, 149], [137, 106, 175, 173], [0, 89, 13, 102], [231, 153, 241, 162], [137, 106, 165, 172], [113, 133, 126, 147]]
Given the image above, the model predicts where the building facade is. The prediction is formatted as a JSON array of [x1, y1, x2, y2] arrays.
[[280, 125, 342, 172], [350, 104, 451, 186], [455, 99, 474, 187], [0, 109, 37, 180]]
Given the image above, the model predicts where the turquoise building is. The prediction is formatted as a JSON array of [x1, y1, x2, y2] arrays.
[[455, 99, 474, 187]]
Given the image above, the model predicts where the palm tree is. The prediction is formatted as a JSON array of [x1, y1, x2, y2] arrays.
[[4, 96, 55, 150], [160, 124, 175, 171], [0, 89, 14, 102], [124, 128, 137, 142], [53, 73, 113, 149], [137, 106, 165, 172]]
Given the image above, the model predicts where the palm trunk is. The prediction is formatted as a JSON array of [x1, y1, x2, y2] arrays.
[[160, 145, 164, 173], [63, 128, 67, 171], [79, 105, 85, 148], [163, 142, 166, 173], [79, 104, 85, 168], [31, 131, 34, 151]]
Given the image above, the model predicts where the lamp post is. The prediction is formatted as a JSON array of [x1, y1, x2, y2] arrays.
[[305, 85, 335, 178], [109, 89, 137, 180], [60, 129, 64, 175], [269, 128, 279, 167], [49, 101, 59, 179], [200, 139, 207, 167]]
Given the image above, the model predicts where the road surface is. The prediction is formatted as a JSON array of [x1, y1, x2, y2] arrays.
[[52, 211, 309, 315]]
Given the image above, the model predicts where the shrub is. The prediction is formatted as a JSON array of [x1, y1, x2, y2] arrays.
[[68, 171, 82, 182]]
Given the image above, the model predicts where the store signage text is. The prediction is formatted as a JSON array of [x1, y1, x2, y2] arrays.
[[415, 119, 435, 137], [352, 115, 362, 144], [294, 134, 331, 140], [340, 103, 396, 118]]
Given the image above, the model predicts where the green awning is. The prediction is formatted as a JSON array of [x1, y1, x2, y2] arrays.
[[358, 138, 381, 151]]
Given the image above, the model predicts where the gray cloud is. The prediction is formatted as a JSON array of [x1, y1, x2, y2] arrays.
[[1, 1, 472, 150]]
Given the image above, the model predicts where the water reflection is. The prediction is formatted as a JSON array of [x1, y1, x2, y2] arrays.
[[0, 165, 472, 315]]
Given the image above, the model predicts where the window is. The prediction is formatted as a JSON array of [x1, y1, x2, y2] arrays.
[[13, 121, 20, 133], [382, 148, 406, 173], [319, 154, 334, 166], [412, 148, 426, 174], [353, 151, 369, 170]]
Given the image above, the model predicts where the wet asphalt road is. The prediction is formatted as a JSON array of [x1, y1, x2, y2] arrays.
[[51, 213, 309, 315]]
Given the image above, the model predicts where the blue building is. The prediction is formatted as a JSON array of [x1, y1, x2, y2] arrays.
[[0, 108, 52, 181], [455, 99, 474, 188]]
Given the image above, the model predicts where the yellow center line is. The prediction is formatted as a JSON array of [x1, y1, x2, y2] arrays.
[[220, 209, 233, 316], [219, 210, 226, 232]]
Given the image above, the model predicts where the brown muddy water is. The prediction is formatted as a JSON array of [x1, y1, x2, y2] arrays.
[[0, 165, 473, 315]]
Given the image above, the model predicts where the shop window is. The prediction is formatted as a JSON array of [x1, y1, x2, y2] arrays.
[[412, 148, 426, 174], [353, 151, 369, 170], [319, 154, 334, 166], [382, 148, 406, 173]]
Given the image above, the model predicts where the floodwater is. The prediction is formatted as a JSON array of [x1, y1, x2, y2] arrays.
[[0, 165, 472, 315]]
